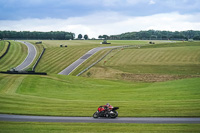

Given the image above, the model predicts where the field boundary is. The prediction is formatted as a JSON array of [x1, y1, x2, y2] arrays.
[[32, 47, 46, 71], [0, 41, 11, 59], [76, 44, 148, 76]]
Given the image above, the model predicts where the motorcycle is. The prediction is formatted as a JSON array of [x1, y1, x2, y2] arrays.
[[93, 106, 119, 118]]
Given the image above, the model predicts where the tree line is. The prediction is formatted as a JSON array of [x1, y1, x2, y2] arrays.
[[0, 31, 75, 40], [1, 30, 200, 40], [99, 30, 200, 40]]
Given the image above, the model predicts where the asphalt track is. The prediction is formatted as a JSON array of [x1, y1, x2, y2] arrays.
[[15, 41, 37, 71], [58, 46, 121, 75], [0, 114, 200, 123]]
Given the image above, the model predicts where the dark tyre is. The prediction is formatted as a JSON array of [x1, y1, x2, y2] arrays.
[[93, 112, 99, 118], [110, 111, 118, 118]]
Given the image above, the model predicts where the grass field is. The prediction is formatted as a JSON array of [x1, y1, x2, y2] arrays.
[[0, 41, 10, 58], [70, 48, 111, 76], [0, 73, 199, 117], [31, 40, 150, 74], [28, 40, 150, 48], [81, 41, 200, 81], [0, 41, 28, 71], [26, 43, 44, 71], [0, 122, 199, 133], [0, 41, 6, 55], [0, 41, 4, 50], [0, 40, 200, 132]]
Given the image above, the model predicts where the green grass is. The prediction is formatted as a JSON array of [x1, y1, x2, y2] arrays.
[[26, 40, 151, 74], [0, 122, 199, 133], [105, 46, 200, 74], [35, 47, 95, 74], [0, 40, 199, 132], [0, 41, 9, 57], [26, 43, 44, 71], [0, 41, 28, 71], [33, 40, 150, 74], [28, 40, 150, 48], [0, 73, 199, 117], [31, 40, 99, 73], [70, 48, 111, 76], [82, 42, 200, 80], [0, 41, 5, 54]]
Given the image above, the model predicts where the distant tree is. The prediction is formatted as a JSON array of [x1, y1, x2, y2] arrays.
[[98, 35, 103, 39], [0, 30, 75, 40], [78, 34, 82, 39], [65, 34, 72, 40], [108, 30, 200, 40], [0, 32, 3, 39], [193, 36, 200, 40], [102, 35, 108, 40], [71, 33, 75, 40], [1, 30, 200, 40], [84, 34, 88, 40]]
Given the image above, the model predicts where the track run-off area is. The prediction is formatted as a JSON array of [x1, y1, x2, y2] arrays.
[[0, 114, 200, 124]]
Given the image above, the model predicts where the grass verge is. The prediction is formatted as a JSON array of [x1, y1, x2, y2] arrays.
[[0, 122, 199, 133], [0, 41, 28, 71], [0, 41, 8, 57]]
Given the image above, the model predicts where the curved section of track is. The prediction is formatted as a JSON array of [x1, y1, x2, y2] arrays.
[[15, 41, 37, 71], [0, 114, 199, 123], [58, 46, 121, 75]]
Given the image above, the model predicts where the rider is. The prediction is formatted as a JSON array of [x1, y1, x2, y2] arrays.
[[98, 103, 113, 112], [103, 103, 113, 111]]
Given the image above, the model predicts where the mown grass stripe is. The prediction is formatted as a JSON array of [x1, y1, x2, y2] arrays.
[[36, 46, 92, 73], [0, 74, 199, 117], [0, 41, 9, 58], [37, 49, 79, 73], [0, 42, 18, 70], [0, 41, 28, 71], [0, 41, 4, 52], [9, 42, 26, 67], [86, 42, 200, 77]]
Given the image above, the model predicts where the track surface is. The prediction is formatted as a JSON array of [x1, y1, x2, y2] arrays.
[[0, 114, 199, 123], [58, 46, 121, 75], [15, 41, 37, 71]]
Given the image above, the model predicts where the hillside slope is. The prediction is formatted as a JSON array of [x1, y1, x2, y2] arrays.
[[0, 74, 199, 117], [81, 42, 200, 81], [0, 41, 27, 71], [33, 40, 149, 74]]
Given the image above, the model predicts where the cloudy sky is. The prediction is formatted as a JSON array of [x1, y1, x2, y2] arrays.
[[0, 0, 200, 38]]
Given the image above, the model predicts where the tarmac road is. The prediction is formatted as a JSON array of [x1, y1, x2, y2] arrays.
[[0, 114, 199, 123], [58, 46, 121, 75], [15, 41, 37, 71]]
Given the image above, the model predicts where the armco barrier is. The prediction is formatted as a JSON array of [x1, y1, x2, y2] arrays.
[[0, 71, 47, 75], [76, 44, 149, 76], [32, 48, 46, 71], [0, 41, 11, 59]]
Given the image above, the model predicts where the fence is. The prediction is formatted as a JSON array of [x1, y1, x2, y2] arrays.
[[32, 47, 46, 71]]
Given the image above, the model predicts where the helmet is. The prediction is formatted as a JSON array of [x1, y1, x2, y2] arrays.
[[106, 103, 110, 106]]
